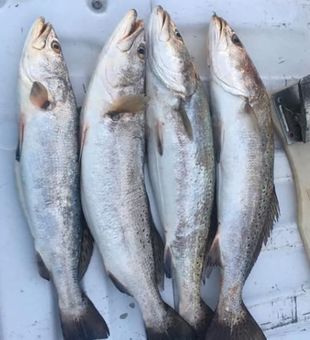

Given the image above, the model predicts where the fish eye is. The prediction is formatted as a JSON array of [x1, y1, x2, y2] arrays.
[[174, 29, 182, 39], [51, 40, 61, 53], [137, 43, 145, 59], [231, 33, 242, 46]]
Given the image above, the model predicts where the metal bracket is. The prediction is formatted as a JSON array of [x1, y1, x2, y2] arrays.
[[272, 75, 310, 144]]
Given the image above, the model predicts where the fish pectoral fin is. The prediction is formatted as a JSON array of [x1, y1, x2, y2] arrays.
[[107, 272, 132, 296], [106, 94, 148, 117], [16, 117, 25, 162], [78, 219, 94, 280], [150, 220, 165, 291], [178, 99, 193, 140], [155, 120, 164, 156], [164, 245, 172, 278], [79, 125, 88, 162], [204, 233, 221, 278], [30, 81, 51, 110], [36, 252, 50, 280]]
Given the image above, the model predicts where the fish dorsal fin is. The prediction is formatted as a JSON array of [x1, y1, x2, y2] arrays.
[[105, 95, 148, 118], [249, 185, 279, 275], [78, 219, 94, 280]]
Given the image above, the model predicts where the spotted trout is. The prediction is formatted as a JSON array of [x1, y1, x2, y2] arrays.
[[146, 6, 215, 338], [206, 14, 279, 340], [17, 17, 109, 340], [80, 10, 195, 340]]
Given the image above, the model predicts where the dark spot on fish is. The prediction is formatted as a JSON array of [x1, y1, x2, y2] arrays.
[[15, 3, 19, 7], [82, 83, 87, 94], [129, 302, 135, 308], [120, 313, 128, 319]]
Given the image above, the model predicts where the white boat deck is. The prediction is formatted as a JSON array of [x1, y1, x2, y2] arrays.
[[0, 0, 309, 339]]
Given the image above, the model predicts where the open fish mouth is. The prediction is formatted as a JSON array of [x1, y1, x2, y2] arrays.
[[29, 17, 53, 49], [116, 9, 144, 51]]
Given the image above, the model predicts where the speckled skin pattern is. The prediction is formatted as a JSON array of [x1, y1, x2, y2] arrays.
[[80, 10, 179, 332], [18, 18, 86, 317], [208, 15, 278, 329], [146, 6, 215, 334]]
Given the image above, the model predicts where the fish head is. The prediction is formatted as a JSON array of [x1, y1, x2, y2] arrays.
[[102, 9, 145, 89], [20, 17, 67, 83], [147, 6, 197, 97], [209, 15, 262, 97]]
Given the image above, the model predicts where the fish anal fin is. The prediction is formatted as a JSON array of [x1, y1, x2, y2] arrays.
[[150, 220, 165, 291], [78, 220, 94, 280], [108, 272, 132, 296], [106, 94, 147, 117], [36, 252, 50, 280], [16, 115, 25, 162], [30, 81, 50, 110], [204, 233, 221, 278], [155, 120, 164, 156]]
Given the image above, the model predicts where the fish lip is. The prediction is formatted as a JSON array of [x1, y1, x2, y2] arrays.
[[149, 5, 170, 42], [116, 9, 144, 51], [27, 17, 53, 50]]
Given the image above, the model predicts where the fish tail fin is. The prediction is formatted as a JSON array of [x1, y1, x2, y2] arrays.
[[145, 303, 196, 340], [60, 294, 109, 340], [206, 302, 265, 340]]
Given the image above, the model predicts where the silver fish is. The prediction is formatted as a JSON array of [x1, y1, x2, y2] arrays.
[[206, 14, 279, 340], [146, 6, 215, 338], [17, 17, 109, 340], [80, 10, 195, 340]]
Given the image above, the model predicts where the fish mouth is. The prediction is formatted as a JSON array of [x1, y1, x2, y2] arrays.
[[29, 17, 53, 50], [211, 14, 225, 38], [116, 9, 144, 51], [209, 14, 226, 51], [149, 5, 171, 42]]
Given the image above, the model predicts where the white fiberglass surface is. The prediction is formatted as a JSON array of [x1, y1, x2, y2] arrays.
[[0, 0, 309, 339]]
